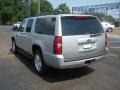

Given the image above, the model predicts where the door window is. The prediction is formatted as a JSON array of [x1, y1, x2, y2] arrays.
[[35, 17, 56, 35], [19, 20, 26, 32], [26, 19, 34, 33]]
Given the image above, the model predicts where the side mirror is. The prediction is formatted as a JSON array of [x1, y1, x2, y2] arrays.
[[12, 26, 19, 31]]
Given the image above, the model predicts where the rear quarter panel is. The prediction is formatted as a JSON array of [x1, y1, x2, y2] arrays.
[[32, 34, 54, 56]]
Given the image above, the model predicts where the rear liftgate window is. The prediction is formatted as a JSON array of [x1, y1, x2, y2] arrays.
[[61, 16, 104, 36]]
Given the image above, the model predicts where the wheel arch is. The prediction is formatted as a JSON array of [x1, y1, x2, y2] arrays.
[[32, 44, 43, 54], [11, 37, 15, 41]]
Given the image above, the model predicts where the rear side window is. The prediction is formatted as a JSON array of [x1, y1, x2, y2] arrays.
[[61, 16, 104, 36], [35, 17, 56, 35], [26, 19, 33, 33]]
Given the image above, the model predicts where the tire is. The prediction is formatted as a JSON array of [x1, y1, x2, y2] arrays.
[[107, 28, 113, 32], [12, 40, 17, 54], [33, 50, 49, 75]]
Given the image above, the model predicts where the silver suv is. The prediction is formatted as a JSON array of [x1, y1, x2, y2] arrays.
[[11, 14, 108, 74]]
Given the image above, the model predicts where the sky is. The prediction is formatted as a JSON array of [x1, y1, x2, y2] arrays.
[[48, 0, 120, 18]]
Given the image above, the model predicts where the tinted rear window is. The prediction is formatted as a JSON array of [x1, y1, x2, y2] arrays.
[[61, 16, 104, 36], [35, 17, 56, 35]]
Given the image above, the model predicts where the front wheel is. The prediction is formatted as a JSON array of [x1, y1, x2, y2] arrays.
[[33, 50, 49, 74], [12, 40, 17, 54], [107, 28, 113, 32]]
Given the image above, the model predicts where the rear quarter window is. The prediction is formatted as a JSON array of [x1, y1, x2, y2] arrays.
[[35, 17, 56, 35], [61, 16, 104, 36], [18, 20, 27, 32]]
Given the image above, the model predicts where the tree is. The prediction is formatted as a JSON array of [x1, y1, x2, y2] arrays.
[[92, 13, 115, 22], [1, 7, 13, 24], [39, 0, 54, 15], [0, 0, 13, 10], [31, 1, 38, 16], [0, 0, 54, 24], [0, 0, 25, 24], [12, 11, 25, 23], [54, 3, 70, 14], [31, 0, 54, 16]]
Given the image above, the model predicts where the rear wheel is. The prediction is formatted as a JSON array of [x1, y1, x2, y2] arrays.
[[33, 50, 49, 74]]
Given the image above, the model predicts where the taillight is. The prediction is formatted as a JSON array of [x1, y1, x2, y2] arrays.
[[53, 36, 62, 55], [105, 33, 108, 47]]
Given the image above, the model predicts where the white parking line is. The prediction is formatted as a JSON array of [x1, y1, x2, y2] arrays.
[[108, 41, 120, 43], [108, 35, 120, 38], [110, 47, 120, 49]]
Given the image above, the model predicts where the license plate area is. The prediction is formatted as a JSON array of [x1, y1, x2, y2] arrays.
[[83, 43, 92, 49]]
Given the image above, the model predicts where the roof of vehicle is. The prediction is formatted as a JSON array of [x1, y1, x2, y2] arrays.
[[25, 14, 96, 20], [47, 14, 95, 17]]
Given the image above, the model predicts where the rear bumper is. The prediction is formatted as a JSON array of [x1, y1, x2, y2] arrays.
[[44, 53, 107, 69], [59, 55, 106, 69]]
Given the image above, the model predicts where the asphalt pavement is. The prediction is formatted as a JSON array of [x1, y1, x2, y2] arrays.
[[0, 26, 120, 90]]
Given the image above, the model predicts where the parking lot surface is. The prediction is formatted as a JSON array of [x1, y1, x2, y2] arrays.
[[0, 26, 120, 90]]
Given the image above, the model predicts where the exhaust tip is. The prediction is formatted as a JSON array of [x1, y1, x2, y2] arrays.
[[85, 59, 96, 64]]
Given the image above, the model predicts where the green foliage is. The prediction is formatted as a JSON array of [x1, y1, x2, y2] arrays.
[[0, 0, 54, 24], [40, 0, 54, 15], [0, 0, 25, 24], [89, 13, 115, 22], [31, 0, 54, 16], [1, 7, 13, 24], [106, 15, 115, 22], [31, 1, 38, 16], [54, 3, 70, 14], [12, 11, 25, 23], [0, 10, 1, 20], [1, 0, 115, 25], [0, 0, 13, 10]]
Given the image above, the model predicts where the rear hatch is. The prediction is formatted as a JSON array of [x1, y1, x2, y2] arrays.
[[61, 16, 107, 62]]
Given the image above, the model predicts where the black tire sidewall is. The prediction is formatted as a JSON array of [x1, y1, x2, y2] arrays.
[[12, 40, 17, 53], [33, 50, 48, 74], [108, 28, 113, 32]]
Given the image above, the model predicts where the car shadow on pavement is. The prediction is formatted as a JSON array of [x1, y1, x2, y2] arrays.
[[42, 66, 95, 83], [10, 49, 95, 83]]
